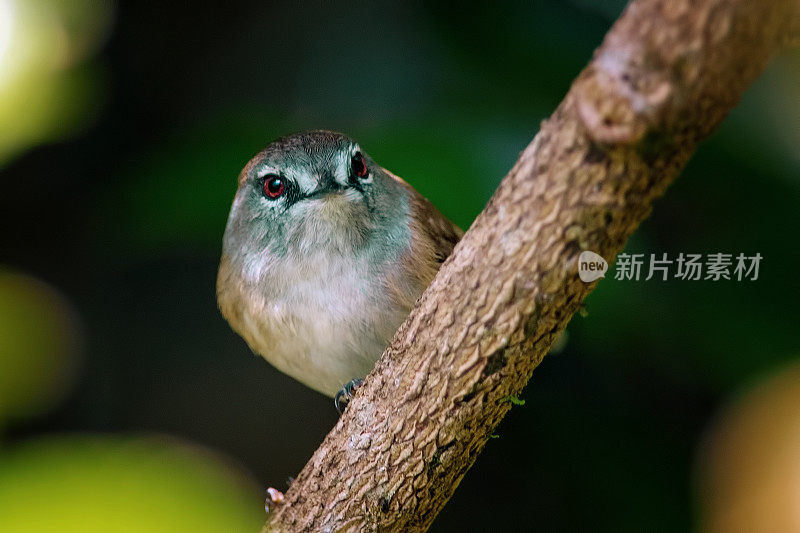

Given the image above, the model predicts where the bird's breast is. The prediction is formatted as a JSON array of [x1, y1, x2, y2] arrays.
[[221, 250, 411, 397]]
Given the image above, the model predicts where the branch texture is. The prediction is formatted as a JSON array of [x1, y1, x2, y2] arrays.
[[266, 0, 799, 530]]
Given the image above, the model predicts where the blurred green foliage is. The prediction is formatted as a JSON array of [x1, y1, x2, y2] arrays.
[[0, 436, 263, 532], [0, 269, 78, 423], [0, 0, 112, 163]]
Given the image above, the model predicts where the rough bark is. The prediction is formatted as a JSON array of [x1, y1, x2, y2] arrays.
[[265, 1, 799, 531]]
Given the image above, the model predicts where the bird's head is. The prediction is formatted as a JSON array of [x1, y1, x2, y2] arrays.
[[221, 130, 411, 279]]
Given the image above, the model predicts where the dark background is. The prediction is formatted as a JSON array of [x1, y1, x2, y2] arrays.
[[1, 1, 799, 531]]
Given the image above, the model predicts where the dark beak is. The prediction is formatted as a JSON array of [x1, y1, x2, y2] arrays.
[[305, 172, 345, 199]]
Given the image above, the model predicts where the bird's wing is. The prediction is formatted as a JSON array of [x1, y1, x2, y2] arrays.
[[384, 169, 463, 264]]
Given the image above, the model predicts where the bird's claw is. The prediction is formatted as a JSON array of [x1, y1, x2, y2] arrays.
[[334, 378, 364, 414]]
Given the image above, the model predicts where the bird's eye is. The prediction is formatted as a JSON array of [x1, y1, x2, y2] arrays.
[[263, 176, 285, 199], [351, 152, 368, 179]]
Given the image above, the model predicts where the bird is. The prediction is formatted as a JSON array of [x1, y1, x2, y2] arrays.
[[216, 130, 462, 410]]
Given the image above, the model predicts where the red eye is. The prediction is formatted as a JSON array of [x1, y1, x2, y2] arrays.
[[263, 176, 285, 199], [351, 152, 368, 178]]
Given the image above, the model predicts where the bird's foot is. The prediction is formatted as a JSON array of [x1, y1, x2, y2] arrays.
[[264, 487, 285, 514], [334, 378, 364, 414]]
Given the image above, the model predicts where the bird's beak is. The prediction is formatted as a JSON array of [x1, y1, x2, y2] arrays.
[[306, 173, 347, 200], [306, 185, 344, 200]]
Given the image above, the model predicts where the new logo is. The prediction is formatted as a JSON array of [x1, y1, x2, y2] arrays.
[[578, 251, 608, 282]]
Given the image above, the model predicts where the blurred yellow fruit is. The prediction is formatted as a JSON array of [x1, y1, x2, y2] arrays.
[[697, 359, 800, 532]]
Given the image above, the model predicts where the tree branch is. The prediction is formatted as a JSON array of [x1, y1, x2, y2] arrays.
[[266, 1, 799, 530]]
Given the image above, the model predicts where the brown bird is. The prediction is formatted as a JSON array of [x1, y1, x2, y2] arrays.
[[217, 131, 461, 409]]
